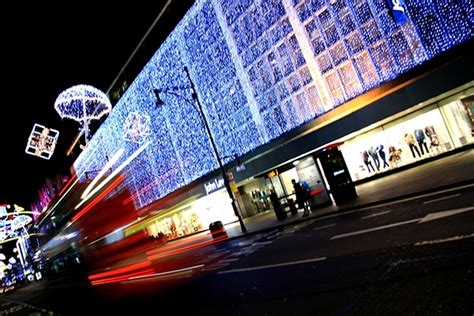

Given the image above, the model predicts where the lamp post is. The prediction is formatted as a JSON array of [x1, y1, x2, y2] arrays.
[[154, 66, 247, 233]]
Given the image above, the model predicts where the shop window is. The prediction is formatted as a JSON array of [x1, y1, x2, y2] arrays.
[[340, 104, 457, 181], [439, 94, 474, 147]]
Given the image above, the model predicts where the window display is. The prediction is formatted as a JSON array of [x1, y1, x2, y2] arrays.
[[146, 190, 237, 239], [340, 87, 473, 181], [440, 94, 474, 147]]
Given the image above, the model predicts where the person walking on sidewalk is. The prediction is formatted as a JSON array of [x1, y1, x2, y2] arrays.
[[292, 179, 310, 217]]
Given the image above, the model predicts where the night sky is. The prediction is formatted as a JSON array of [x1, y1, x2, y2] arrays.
[[0, 1, 192, 207]]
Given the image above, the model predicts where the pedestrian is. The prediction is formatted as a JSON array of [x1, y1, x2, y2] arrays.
[[292, 179, 310, 217]]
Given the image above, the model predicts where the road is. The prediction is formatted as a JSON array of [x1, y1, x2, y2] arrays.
[[1, 184, 473, 315]]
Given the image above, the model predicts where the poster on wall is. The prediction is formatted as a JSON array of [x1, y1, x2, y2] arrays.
[[295, 157, 330, 206]]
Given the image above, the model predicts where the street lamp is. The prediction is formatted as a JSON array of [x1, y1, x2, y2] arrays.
[[154, 66, 247, 233]]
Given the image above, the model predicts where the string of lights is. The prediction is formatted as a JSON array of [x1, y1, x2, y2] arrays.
[[73, 0, 472, 209]]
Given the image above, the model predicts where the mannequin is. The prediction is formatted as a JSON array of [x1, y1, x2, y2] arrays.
[[425, 125, 441, 153], [361, 150, 375, 172], [404, 132, 421, 158], [368, 146, 380, 170], [414, 129, 429, 155], [388, 146, 402, 167], [378, 144, 389, 168]]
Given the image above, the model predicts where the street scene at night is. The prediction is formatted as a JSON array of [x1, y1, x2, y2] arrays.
[[0, 0, 473, 315]]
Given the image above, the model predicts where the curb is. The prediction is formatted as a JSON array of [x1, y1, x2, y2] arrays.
[[223, 179, 474, 242]]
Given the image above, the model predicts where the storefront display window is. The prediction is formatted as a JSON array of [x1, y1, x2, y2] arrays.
[[439, 93, 474, 147], [146, 190, 237, 239], [340, 85, 473, 181]]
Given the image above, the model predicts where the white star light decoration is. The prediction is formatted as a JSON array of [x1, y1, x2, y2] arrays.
[[123, 112, 151, 144], [25, 124, 59, 160]]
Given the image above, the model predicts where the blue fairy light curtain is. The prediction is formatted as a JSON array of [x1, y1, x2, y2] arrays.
[[73, 0, 473, 208]]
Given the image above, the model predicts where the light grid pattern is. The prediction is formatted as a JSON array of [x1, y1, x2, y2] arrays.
[[73, 0, 473, 209]]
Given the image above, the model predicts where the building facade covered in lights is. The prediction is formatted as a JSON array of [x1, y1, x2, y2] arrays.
[[62, 0, 472, 242]]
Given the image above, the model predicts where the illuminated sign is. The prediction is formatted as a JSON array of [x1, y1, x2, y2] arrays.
[[388, 0, 408, 25], [204, 178, 225, 195], [267, 170, 278, 178]]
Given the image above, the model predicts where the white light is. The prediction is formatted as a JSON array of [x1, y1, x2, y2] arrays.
[[75, 141, 151, 210], [54, 84, 112, 122], [124, 112, 151, 144], [81, 148, 125, 199], [25, 123, 59, 160]]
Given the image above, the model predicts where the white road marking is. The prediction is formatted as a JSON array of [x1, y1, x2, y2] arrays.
[[414, 233, 474, 246], [331, 207, 474, 240], [312, 223, 336, 231], [320, 183, 473, 220], [362, 211, 391, 219], [422, 193, 460, 205], [330, 219, 420, 240], [418, 206, 474, 223], [218, 257, 327, 274]]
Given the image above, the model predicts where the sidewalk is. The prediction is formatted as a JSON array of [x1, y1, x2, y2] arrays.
[[224, 149, 474, 239]]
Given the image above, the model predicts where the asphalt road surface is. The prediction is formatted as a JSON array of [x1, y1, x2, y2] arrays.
[[2, 184, 473, 315]]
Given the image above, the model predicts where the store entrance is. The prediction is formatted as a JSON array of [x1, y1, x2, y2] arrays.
[[265, 155, 332, 215]]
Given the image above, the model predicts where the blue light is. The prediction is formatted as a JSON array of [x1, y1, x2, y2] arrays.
[[73, 0, 473, 209]]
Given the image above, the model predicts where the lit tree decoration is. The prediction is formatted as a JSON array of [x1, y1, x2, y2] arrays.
[[123, 112, 151, 144], [54, 84, 112, 143], [25, 123, 59, 160]]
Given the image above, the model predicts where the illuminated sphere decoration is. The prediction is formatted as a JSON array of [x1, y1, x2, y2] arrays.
[[123, 112, 151, 144]]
